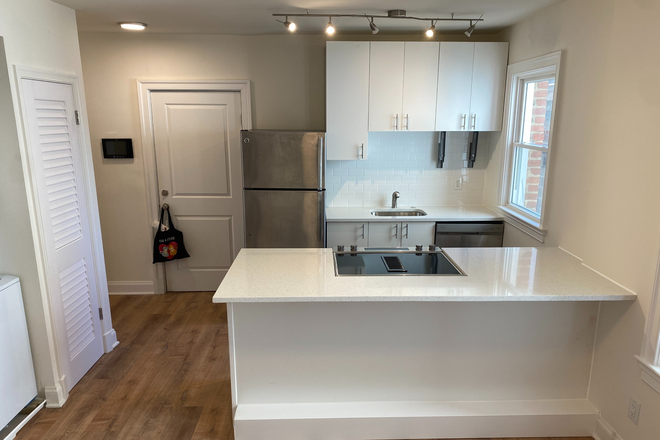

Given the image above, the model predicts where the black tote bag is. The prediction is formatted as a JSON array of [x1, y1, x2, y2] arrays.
[[153, 206, 190, 263]]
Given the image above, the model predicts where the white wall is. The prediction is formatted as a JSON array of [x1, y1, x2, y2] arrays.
[[0, 0, 98, 404], [484, 0, 660, 438], [327, 131, 489, 208]]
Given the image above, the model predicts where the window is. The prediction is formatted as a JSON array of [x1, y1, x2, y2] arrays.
[[498, 52, 561, 241]]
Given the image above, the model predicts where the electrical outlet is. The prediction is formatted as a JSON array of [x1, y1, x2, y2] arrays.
[[453, 177, 462, 190], [628, 397, 641, 425]]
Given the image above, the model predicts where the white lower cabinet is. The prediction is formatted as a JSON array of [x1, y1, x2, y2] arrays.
[[368, 222, 401, 247], [401, 222, 436, 247], [327, 222, 368, 250], [328, 221, 436, 249]]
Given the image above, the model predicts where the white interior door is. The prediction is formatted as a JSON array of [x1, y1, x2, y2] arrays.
[[21, 79, 104, 391], [369, 42, 405, 131], [151, 91, 244, 292], [435, 42, 475, 131], [402, 42, 439, 131]]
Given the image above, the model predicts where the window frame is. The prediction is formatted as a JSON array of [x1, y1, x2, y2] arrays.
[[498, 52, 562, 242], [636, 249, 660, 394]]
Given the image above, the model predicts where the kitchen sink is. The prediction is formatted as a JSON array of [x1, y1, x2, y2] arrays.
[[370, 209, 428, 217]]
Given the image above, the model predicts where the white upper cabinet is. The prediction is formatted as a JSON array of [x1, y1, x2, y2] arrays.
[[435, 42, 509, 132], [470, 42, 509, 131], [369, 42, 405, 132], [370, 42, 439, 132], [326, 41, 370, 160], [435, 42, 475, 132], [402, 42, 439, 131]]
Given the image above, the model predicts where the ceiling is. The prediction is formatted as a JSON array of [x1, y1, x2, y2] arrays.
[[53, 0, 564, 35]]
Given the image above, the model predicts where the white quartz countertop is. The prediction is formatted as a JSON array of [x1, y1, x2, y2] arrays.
[[326, 205, 503, 222], [213, 247, 636, 303]]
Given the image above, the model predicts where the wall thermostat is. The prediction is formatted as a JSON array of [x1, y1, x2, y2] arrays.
[[102, 139, 134, 159]]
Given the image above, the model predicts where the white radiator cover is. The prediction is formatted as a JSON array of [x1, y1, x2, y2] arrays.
[[0, 276, 38, 429]]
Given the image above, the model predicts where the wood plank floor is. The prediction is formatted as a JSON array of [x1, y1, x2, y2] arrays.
[[15, 292, 594, 440]]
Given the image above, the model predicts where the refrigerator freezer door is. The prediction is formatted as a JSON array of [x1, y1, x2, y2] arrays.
[[242, 131, 325, 190], [245, 190, 325, 248]]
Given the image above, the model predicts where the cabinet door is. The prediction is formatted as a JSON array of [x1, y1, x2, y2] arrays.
[[368, 222, 402, 247], [402, 42, 439, 131], [435, 42, 475, 131], [327, 42, 370, 160], [401, 222, 436, 248], [327, 222, 368, 250], [470, 42, 509, 131], [369, 42, 405, 132]]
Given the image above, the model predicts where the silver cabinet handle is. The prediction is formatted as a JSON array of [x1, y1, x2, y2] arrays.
[[361, 224, 365, 239], [405, 114, 410, 131], [394, 224, 398, 239], [358, 143, 364, 160], [461, 114, 467, 130], [404, 223, 409, 238], [471, 114, 477, 130], [394, 114, 399, 131]]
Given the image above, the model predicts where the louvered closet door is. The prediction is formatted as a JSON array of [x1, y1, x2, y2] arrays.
[[21, 79, 104, 392]]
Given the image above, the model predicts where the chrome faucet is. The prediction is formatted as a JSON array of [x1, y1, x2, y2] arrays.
[[391, 191, 400, 209]]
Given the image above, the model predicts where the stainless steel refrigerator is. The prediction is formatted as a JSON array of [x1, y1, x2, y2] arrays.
[[242, 130, 326, 248]]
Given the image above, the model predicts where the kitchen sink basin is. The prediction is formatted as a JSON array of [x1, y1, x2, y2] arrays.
[[370, 209, 428, 217]]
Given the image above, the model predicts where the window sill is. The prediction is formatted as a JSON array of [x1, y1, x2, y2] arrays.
[[636, 356, 660, 395], [496, 206, 547, 243]]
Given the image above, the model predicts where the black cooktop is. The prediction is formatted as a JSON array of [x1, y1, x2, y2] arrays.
[[334, 249, 464, 276]]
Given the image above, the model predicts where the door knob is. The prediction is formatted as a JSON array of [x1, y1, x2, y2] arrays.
[[161, 189, 169, 196]]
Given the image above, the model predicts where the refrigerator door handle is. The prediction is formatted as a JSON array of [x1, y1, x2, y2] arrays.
[[318, 136, 324, 190], [318, 191, 326, 246]]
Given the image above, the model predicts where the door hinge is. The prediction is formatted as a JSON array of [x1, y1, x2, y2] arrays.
[[99, 307, 104, 320], [74, 110, 81, 125]]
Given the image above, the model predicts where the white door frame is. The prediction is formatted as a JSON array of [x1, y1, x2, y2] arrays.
[[13, 66, 118, 407], [137, 80, 252, 294]]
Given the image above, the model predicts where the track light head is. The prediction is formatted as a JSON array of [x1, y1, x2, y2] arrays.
[[368, 17, 379, 34], [425, 21, 435, 37], [326, 17, 335, 35], [465, 20, 477, 37], [283, 16, 296, 31]]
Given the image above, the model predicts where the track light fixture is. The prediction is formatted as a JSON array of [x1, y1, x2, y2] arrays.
[[426, 21, 435, 37], [277, 16, 297, 31], [464, 15, 482, 37], [464, 21, 476, 37], [326, 17, 335, 35], [273, 10, 484, 36], [367, 16, 379, 34]]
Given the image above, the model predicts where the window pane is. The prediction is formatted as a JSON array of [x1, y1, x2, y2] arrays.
[[520, 78, 555, 147], [510, 147, 547, 217]]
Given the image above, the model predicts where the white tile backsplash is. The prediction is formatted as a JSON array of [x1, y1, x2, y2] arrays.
[[326, 131, 489, 208]]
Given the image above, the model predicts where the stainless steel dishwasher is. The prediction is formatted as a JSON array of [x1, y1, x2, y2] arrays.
[[435, 221, 504, 247]]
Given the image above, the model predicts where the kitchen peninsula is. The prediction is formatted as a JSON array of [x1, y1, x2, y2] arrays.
[[213, 247, 636, 440]]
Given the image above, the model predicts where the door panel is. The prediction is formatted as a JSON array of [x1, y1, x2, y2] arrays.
[[369, 42, 405, 131], [367, 222, 401, 248], [436, 42, 475, 131], [244, 190, 324, 248], [242, 131, 325, 189], [327, 222, 368, 250], [470, 42, 509, 131], [152, 91, 244, 291], [21, 79, 104, 391], [401, 222, 436, 248], [402, 42, 439, 131], [326, 42, 370, 160]]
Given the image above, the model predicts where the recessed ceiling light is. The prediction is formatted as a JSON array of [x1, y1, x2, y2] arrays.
[[119, 22, 147, 31]]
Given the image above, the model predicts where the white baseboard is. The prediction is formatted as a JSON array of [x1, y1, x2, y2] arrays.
[[103, 328, 119, 352], [44, 376, 67, 408], [107, 281, 155, 295], [234, 399, 600, 440], [594, 416, 624, 440]]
